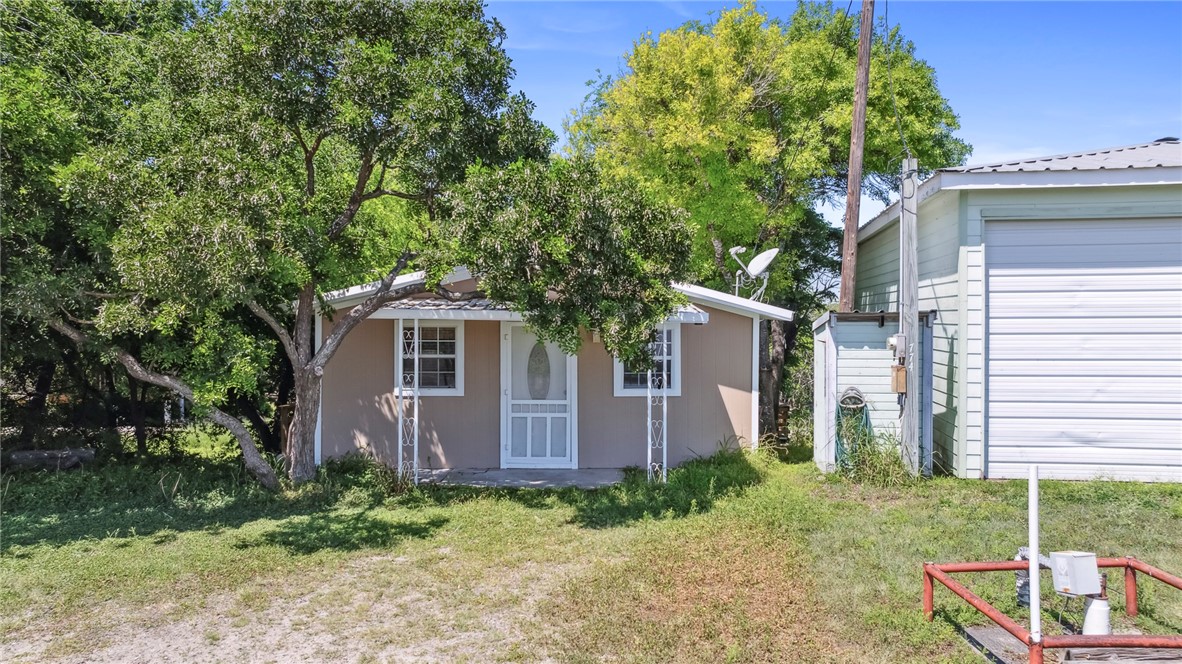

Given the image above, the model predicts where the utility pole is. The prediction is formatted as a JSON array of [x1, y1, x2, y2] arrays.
[[838, 0, 875, 312], [899, 157, 919, 475]]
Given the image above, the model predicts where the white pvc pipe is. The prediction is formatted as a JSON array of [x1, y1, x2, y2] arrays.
[[1029, 464, 1041, 643]]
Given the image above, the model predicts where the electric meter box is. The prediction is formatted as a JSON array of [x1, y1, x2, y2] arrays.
[[1050, 551, 1101, 597]]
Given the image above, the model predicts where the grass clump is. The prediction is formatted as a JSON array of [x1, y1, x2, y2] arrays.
[[837, 414, 914, 488]]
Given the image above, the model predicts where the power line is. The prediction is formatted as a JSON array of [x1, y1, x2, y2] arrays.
[[883, 0, 912, 159]]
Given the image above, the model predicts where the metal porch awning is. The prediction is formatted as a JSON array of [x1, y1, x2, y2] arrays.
[[370, 298, 710, 324]]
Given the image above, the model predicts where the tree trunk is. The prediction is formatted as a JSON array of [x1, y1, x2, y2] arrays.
[[286, 370, 320, 483], [128, 374, 148, 456], [759, 319, 789, 436], [17, 360, 55, 448], [271, 353, 294, 451], [265, 254, 416, 484], [48, 319, 280, 491], [103, 367, 119, 432], [758, 320, 772, 435], [237, 394, 280, 454]]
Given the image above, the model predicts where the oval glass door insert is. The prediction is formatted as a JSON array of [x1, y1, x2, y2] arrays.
[[527, 341, 551, 399]]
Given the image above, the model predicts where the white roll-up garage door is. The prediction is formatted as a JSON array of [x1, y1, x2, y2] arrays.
[[985, 217, 1182, 481]]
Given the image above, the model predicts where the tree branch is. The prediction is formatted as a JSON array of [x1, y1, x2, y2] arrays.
[[359, 187, 428, 203], [312, 250, 418, 371], [247, 300, 298, 366], [48, 319, 280, 490], [326, 152, 376, 239], [82, 290, 125, 300], [294, 127, 328, 198]]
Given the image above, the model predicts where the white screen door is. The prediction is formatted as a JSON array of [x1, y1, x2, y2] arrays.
[[502, 324, 576, 468]]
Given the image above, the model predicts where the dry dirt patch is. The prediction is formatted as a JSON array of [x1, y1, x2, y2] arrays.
[[2, 550, 582, 664]]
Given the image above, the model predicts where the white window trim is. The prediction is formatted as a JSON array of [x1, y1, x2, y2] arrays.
[[395, 319, 465, 397], [613, 324, 682, 397]]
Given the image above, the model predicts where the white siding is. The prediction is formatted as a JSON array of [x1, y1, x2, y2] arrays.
[[855, 191, 962, 474], [834, 323, 899, 438], [984, 217, 1182, 482], [918, 193, 963, 475], [854, 230, 899, 312], [811, 317, 930, 470], [813, 320, 833, 471]]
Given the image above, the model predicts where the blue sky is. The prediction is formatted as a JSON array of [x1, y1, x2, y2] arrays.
[[487, 1, 1182, 223]]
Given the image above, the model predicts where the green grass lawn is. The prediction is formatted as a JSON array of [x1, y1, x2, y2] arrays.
[[1, 441, 1179, 663]]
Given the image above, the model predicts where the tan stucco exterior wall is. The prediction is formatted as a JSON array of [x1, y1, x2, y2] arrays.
[[319, 305, 754, 469], [320, 318, 500, 469], [576, 306, 754, 468]]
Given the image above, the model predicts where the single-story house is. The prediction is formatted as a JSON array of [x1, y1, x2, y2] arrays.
[[854, 138, 1182, 481], [313, 271, 794, 478]]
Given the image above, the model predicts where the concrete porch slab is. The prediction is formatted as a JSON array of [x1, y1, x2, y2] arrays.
[[420, 468, 624, 489]]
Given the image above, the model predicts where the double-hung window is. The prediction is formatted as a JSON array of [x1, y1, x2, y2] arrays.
[[397, 321, 464, 396], [613, 325, 681, 397]]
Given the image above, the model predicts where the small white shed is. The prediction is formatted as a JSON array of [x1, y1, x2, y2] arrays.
[[854, 139, 1182, 481], [813, 311, 935, 475]]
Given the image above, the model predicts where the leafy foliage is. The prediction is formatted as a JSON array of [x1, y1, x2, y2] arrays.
[[439, 157, 693, 360], [1, 1, 200, 448], [569, 0, 969, 288]]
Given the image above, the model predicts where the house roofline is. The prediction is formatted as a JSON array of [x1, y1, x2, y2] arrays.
[[857, 166, 1182, 243], [673, 283, 794, 321], [320, 266, 473, 310], [320, 270, 794, 322]]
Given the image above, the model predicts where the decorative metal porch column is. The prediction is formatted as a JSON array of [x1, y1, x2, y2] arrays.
[[646, 325, 669, 483], [396, 318, 421, 484]]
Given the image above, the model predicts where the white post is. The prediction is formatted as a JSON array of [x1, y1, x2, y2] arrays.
[[660, 326, 668, 483], [396, 318, 405, 476], [314, 314, 323, 466], [646, 365, 654, 481], [1029, 464, 1041, 644], [412, 318, 420, 485]]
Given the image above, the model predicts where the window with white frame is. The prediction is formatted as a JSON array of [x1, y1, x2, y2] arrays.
[[613, 325, 681, 397], [397, 321, 464, 396]]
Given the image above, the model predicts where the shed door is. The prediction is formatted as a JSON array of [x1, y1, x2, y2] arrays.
[[985, 217, 1182, 481]]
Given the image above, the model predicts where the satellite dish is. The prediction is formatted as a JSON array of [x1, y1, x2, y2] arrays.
[[746, 248, 780, 278], [727, 245, 781, 301]]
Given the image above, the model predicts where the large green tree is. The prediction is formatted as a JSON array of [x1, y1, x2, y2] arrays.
[[9, 0, 693, 487], [2, 1, 198, 454], [568, 1, 970, 430]]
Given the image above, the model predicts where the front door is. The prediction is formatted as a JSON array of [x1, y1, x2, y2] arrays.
[[501, 323, 577, 468]]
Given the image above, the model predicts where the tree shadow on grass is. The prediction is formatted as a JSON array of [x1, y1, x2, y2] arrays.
[[2, 450, 767, 552], [234, 512, 448, 555], [419, 450, 768, 530], [0, 454, 417, 554], [943, 616, 1017, 664]]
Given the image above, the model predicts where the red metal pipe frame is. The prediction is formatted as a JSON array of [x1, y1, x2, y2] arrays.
[[1128, 557, 1182, 591], [1127, 564, 1139, 617], [1042, 634, 1182, 649], [923, 565, 1033, 644], [923, 557, 1182, 663]]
